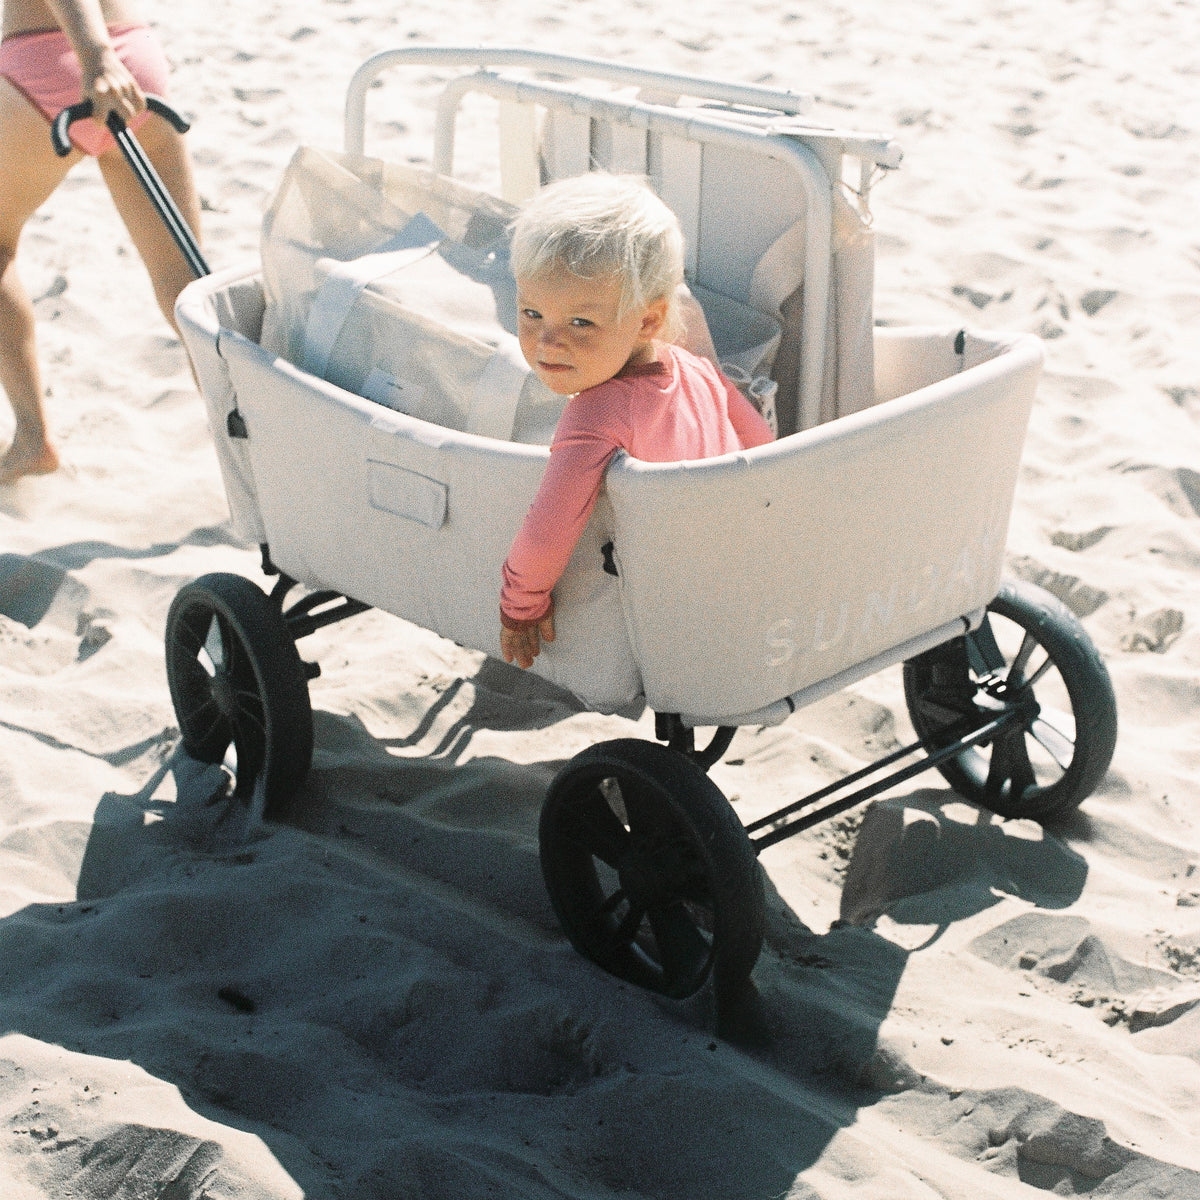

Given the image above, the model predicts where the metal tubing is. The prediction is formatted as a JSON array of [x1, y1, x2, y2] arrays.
[[748, 709, 1023, 852], [344, 45, 814, 157], [286, 598, 372, 641], [52, 98, 209, 278], [745, 738, 924, 836], [111, 121, 209, 279]]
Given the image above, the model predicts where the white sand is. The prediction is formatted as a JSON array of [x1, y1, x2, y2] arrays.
[[2, 0, 1199, 1195]]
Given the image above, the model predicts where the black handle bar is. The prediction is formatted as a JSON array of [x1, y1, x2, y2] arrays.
[[50, 95, 208, 278], [51, 94, 190, 157]]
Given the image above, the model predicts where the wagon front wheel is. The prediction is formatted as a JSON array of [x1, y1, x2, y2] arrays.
[[165, 572, 313, 817], [539, 738, 764, 1000], [903, 578, 1117, 822]]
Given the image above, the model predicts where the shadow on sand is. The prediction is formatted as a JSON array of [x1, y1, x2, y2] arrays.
[[1, 660, 1089, 1199]]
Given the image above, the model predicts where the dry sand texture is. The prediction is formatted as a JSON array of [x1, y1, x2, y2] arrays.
[[1, 0, 1199, 1196]]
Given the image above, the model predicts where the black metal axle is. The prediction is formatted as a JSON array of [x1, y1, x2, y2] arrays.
[[745, 707, 1025, 852]]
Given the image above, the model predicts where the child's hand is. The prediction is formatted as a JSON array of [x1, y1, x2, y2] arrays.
[[500, 601, 556, 670]]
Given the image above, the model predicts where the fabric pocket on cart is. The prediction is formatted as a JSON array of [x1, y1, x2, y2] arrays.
[[366, 460, 448, 529]]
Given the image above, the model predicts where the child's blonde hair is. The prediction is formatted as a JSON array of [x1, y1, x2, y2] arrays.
[[510, 174, 685, 340]]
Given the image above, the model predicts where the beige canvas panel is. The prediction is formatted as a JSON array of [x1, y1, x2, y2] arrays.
[[648, 134, 701, 277], [605, 329, 1043, 721], [540, 110, 592, 181], [695, 143, 806, 303], [589, 117, 649, 175], [206, 320, 643, 714], [498, 100, 541, 204], [175, 263, 269, 544]]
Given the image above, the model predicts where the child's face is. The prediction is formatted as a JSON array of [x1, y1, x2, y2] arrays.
[[516, 268, 666, 396]]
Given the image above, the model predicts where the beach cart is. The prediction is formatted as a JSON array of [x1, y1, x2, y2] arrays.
[[165, 47, 1117, 1001]]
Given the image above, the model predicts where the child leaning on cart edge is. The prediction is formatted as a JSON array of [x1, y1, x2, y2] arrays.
[[499, 174, 775, 670]]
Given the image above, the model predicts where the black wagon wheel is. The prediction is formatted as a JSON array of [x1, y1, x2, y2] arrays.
[[539, 738, 764, 999], [165, 572, 313, 817], [903, 578, 1117, 822]]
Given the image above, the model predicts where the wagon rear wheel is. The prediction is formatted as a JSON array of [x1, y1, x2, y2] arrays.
[[903, 579, 1117, 822], [539, 738, 764, 999], [165, 572, 313, 817]]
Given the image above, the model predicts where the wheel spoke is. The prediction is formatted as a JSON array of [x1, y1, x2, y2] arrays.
[[1025, 655, 1054, 688], [171, 611, 211, 664], [598, 888, 628, 916], [174, 649, 213, 689], [230, 719, 263, 797], [621, 776, 670, 840], [603, 899, 647, 952], [1030, 712, 1075, 770], [560, 791, 630, 867], [224, 621, 254, 683], [647, 902, 713, 988], [227, 663, 267, 796], [203, 614, 226, 673], [230, 693, 266, 740], [181, 698, 228, 746], [1006, 631, 1038, 685], [231, 684, 267, 717]]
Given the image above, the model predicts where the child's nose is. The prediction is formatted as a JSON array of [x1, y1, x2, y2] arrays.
[[539, 323, 567, 349]]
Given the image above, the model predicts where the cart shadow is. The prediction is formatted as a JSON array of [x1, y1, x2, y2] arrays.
[[719, 786, 1089, 1088], [0, 690, 1090, 1198], [0, 740, 853, 1198], [0, 529, 249, 627]]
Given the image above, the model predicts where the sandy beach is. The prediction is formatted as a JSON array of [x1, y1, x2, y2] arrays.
[[1, 0, 1199, 1196]]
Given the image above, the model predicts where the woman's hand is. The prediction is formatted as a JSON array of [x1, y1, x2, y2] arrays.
[[49, 0, 148, 127], [81, 45, 146, 129], [500, 600, 556, 670]]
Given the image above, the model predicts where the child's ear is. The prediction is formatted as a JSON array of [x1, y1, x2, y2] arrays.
[[639, 296, 670, 341]]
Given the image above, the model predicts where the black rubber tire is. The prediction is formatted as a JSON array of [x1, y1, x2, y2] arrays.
[[539, 738, 764, 999], [165, 572, 313, 817], [903, 578, 1117, 822]]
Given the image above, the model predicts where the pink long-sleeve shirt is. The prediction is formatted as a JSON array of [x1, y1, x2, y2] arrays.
[[500, 343, 775, 626]]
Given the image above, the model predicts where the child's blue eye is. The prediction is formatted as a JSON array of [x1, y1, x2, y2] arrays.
[[520, 308, 541, 320], [570, 317, 594, 328]]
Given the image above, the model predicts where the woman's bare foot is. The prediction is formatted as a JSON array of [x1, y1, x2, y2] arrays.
[[0, 438, 60, 485]]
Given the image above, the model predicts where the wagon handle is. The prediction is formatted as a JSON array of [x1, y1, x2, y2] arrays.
[[50, 97, 209, 279], [50, 94, 190, 157]]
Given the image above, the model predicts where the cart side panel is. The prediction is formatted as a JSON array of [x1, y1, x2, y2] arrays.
[[216, 333, 643, 714], [175, 265, 270, 544], [606, 329, 1043, 721]]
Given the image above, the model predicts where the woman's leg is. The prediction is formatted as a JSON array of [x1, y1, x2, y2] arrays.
[[0, 77, 74, 483], [97, 112, 201, 333]]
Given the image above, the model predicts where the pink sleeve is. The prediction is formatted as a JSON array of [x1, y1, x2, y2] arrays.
[[500, 390, 629, 624], [724, 374, 775, 448]]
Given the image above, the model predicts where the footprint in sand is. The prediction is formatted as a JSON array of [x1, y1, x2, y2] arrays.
[[1007, 554, 1109, 618], [1079, 288, 1119, 317], [1128, 986, 1200, 1033], [1121, 606, 1185, 654], [1120, 464, 1200, 520], [1049, 526, 1113, 552], [33, 274, 67, 303], [970, 912, 1176, 997]]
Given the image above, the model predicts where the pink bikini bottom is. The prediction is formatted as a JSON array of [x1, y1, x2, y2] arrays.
[[0, 23, 170, 156]]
